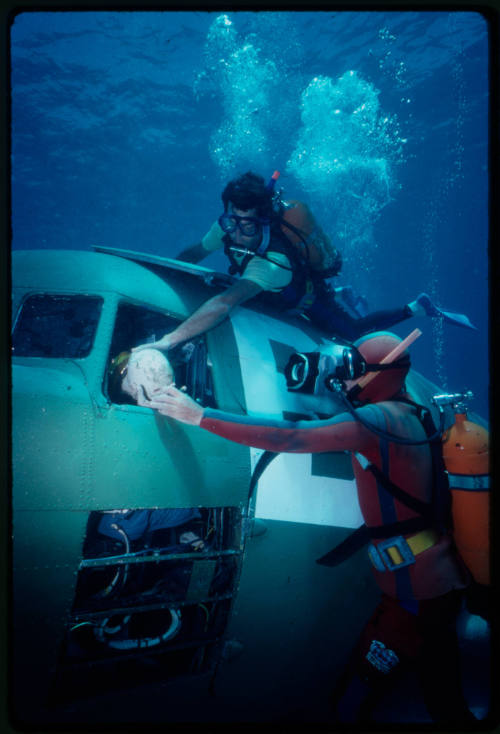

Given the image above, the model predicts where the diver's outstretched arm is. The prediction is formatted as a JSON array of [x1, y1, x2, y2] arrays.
[[175, 242, 208, 264], [145, 385, 371, 455]]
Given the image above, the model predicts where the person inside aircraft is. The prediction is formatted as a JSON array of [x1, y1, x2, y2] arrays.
[[133, 171, 475, 354], [136, 331, 479, 725], [107, 348, 175, 405]]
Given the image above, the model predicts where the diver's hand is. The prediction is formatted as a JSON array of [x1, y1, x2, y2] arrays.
[[142, 385, 204, 425], [132, 334, 174, 353]]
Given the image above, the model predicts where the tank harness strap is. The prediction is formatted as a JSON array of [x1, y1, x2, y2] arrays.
[[375, 396, 452, 531], [366, 528, 440, 572], [316, 399, 448, 570], [315, 516, 429, 567], [363, 461, 432, 518], [401, 398, 452, 530]]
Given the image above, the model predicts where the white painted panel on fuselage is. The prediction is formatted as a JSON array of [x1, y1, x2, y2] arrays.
[[230, 309, 363, 529]]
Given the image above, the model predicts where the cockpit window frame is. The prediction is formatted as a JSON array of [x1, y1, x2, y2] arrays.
[[11, 292, 104, 360], [104, 300, 217, 409]]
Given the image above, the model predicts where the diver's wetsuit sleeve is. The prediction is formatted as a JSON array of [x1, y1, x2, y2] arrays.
[[200, 407, 376, 454]]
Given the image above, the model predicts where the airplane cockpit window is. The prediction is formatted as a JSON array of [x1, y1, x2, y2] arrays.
[[12, 294, 103, 358], [105, 302, 216, 408]]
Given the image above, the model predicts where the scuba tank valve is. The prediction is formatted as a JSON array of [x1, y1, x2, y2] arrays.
[[432, 390, 474, 413]]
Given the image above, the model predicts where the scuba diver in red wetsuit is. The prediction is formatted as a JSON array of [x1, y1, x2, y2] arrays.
[[133, 171, 475, 355], [137, 330, 478, 724]]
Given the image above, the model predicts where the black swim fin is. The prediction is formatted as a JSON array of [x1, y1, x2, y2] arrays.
[[416, 293, 477, 330]]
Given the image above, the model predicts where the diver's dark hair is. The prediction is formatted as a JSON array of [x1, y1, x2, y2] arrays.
[[222, 172, 273, 218]]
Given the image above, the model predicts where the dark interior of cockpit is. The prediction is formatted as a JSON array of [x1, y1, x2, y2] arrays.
[[105, 301, 216, 408]]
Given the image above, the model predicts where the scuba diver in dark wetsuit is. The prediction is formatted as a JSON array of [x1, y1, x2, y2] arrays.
[[133, 171, 475, 354]]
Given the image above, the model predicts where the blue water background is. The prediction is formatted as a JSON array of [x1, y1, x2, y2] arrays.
[[10, 10, 490, 419]]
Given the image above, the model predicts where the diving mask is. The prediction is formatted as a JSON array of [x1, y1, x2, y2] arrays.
[[284, 342, 410, 396], [285, 343, 366, 395], [218, 212, 269, 238]]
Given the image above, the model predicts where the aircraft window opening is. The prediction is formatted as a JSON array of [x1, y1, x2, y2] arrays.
[[105, 301, 216, 407], [11, 294, 103, 358], [59, 506, 242, 697]]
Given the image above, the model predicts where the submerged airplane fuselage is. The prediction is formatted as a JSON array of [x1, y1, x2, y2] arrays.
[[11, 247, 475, 725]]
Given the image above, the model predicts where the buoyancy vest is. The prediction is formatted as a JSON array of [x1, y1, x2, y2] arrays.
[[223, 224, 314, 311], [315, 397, 490, 588], [278, 200, 342, 278]]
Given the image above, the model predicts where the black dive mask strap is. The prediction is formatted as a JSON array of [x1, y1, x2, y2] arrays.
[[362, 356, 411, 373], [345, 355, 411, 403]]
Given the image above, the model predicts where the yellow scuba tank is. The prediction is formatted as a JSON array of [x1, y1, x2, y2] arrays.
[[435, 392, 490, 585]]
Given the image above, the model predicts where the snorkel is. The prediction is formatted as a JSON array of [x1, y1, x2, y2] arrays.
[[266, 170, 281, 192], [266, 170, 284, 214]]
